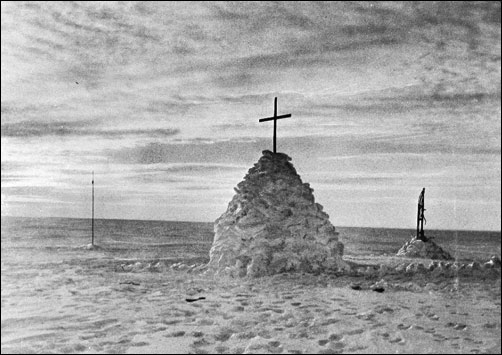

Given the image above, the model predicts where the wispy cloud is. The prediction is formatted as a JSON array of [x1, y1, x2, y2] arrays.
[[108, 140, 265, 165], [107, 130, 501, 169], [1, 120, 179, 138]]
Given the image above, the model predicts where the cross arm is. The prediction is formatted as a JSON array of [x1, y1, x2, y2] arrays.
[[259, 113, 292, 122]]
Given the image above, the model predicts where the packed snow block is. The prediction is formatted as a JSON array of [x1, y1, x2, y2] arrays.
[[208, 150, 347, 277]]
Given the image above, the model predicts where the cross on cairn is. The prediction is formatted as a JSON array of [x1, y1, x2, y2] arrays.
[[259, 97, 292, 153]]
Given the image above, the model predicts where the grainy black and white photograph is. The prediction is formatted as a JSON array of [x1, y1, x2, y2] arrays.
[[1, 1, 501, 354]]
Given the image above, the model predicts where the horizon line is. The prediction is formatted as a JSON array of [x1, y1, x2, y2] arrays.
[[1, 215, 500, 233]]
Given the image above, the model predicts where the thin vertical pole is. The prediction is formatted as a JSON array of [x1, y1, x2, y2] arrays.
[[273, 97, 277, 153], [420, 188, 425, 239], [92, 171, 94, 246], [416, 198, 420, 239]]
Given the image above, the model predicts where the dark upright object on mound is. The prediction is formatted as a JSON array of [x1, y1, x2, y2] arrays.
[[417, 188, 427, 242]]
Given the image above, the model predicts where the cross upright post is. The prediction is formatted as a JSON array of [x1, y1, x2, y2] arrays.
[[259, 97, 291, 153]]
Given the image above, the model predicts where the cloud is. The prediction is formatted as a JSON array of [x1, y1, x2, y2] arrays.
[[1, 102, 71, 117], [127, 173, 186, 184], [180, 185, 215, 191], [3, 2, 499, 101], [107, 129, 501, 170], [124, 163, 247, 183], [1, 120, 179, 138], [143, 99, 199, 114], [1, 185, 62, 198], [318, 176, 402, 186], [204, 1, 501, 96], [318, 91, 501, 115], [0, 161, 40, 183], [1, 161, 24, 173], [349, 133, 501, 156], [159, 163, 246, 174], [108, 141, 257, 165]]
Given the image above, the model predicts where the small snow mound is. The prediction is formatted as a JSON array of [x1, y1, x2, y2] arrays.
[[396, 236, 453, 260], [83, 243, 101, 250]]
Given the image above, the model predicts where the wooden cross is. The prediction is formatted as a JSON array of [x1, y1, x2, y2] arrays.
[[259, 97, 291, 153]]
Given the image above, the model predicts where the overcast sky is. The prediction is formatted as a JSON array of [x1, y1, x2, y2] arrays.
[[1, 1, 500, 230]]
